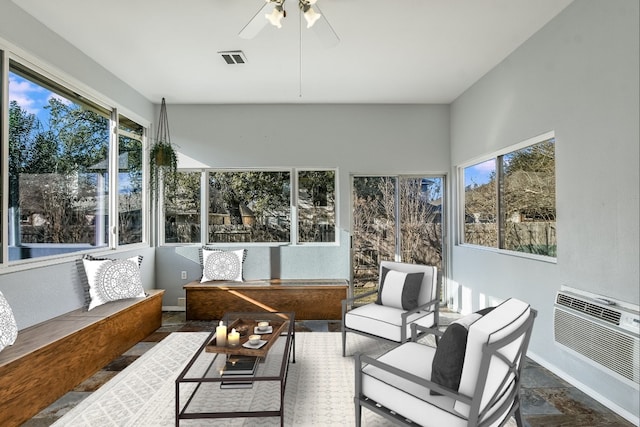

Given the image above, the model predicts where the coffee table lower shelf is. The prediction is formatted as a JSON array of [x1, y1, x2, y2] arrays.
[[175, 312, 295, 426]]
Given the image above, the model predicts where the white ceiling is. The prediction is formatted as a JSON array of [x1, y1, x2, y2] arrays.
[[13, 0, 573, 104]]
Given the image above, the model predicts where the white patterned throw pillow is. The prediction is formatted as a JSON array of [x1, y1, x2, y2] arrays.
[[0, 290, 19, 352], [200, 248, 246, 283], [83, 255, 146, 310]]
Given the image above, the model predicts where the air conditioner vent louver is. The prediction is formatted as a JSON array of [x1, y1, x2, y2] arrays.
[[556, 293, 621, 325], [554, 290, 640, 388]]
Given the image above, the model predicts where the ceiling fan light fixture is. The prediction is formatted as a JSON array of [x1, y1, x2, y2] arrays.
[[301, 5, 321, 28], [265, 5, 285, 28], [264, 0, 286, 28]]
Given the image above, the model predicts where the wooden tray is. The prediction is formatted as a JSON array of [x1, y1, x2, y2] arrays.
[[205, 318, 288, 357]]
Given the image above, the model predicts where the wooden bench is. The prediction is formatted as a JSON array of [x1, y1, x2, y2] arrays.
[[184, 279, 348, 320], [0, 289, 164, 427]]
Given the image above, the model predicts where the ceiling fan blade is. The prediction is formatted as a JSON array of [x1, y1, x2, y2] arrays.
[[239, 2, 275, 39], [309, 5, 339, 48]]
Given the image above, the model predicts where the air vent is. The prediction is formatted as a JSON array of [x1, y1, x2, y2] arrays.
[[556, 292, 621, 325], [218, 50, 246, 65], [553, 290, 640, 387]]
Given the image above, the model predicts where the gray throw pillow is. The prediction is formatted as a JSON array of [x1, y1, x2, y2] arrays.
[[375, 267, 424, 310], [430, 312, 483, 395]]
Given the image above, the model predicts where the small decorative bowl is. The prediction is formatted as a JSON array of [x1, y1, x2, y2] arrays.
[[248, 335, 261, 345], [236, 325, 249, 337], [257, 321, 270, 332]]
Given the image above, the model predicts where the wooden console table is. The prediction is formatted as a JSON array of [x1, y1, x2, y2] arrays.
[[183, 279, 348, 320]]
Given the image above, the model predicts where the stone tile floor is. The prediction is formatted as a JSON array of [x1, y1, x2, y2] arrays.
[[24, 310, 635, 426]]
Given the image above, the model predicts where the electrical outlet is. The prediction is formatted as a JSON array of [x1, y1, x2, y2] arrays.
[[181, 271, 187, 280]]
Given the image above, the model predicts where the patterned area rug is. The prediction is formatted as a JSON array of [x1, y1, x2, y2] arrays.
[[53, 332, 517, 426]]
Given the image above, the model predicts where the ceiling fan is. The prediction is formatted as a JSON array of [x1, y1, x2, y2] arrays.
[[239, 0, 339, 48]]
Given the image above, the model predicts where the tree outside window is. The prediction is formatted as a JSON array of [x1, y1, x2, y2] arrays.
[[208, 171, 291, 243], [165, 171, 201, 243], [8, 64, 111, 260], [462, 136, 556, 257], [297, 170, 336, 243]]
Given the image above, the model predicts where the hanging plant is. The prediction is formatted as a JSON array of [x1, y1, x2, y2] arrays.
[[149, 97, 178, 197]]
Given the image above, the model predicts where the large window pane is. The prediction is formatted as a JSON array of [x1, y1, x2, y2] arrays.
[[118, 115, 143, 245], [165, 171, 201, 243], [208, 171, 290, 243], [8, 63, 110, 260], [399, 177, 443, 266], [463, 159, 497, 247], [461, 135, 556, 258], [297, 170, 336, 243], [352, 175, 446, 303], [502, 139, 556, 256], [352, 176, 397, 288]]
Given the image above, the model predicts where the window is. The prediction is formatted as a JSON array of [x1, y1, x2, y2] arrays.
[[8, 62, 112, 260], [208, 171, 291, 243], [297, 170, 336, 243], [461, 134, 556, 258], [5, 59, 148, 262], [169, 169, 338, 246], [117, 114, 144, 245], [165, 171, 201, 243]]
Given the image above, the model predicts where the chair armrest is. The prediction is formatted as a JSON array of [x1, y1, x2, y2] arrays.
[[341, 289, 378, 312], [404, 297, 439, 317], [410, 323, 444, 341], [355, 352, 472, 405]]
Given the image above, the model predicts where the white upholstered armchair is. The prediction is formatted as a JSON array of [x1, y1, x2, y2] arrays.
[[341, 261, 439, 356], [354, 298, 536, 427]]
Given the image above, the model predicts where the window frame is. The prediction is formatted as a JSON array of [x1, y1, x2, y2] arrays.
[[457, 131, 557, 263], [295, 168, 338, 245], [159, 167, 339, 247], [0, 52, 150, 270], [161, 169, 203, 245]]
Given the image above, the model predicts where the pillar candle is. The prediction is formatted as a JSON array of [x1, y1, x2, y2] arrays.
[[228, 328, 240, 347], [216, 321, 227, 347]]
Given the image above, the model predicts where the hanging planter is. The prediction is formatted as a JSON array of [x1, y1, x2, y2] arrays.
[[149, 97, 178, 196]]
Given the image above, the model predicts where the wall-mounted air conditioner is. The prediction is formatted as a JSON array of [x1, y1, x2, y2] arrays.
[[553, 287, 640, 388]]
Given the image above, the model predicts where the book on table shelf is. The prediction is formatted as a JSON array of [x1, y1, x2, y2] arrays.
[[220, 380, 254, 389], [220, 355, 259, 389], [221, 355, 260, 376]]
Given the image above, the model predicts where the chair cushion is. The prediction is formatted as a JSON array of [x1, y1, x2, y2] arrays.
[[379, 261, 437, 307], [430, 312, 483, 395], [361, 342, 468, 427], [375, 267, 424, 310], [454, 298, 531, 418], [345, 303, 435, 342]]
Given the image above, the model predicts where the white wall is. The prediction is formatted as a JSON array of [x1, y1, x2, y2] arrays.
[[450, 0, 639, 420], [167, 103, 450, 226], [156, 103, 450, 305], [0, 0, 154, 123]]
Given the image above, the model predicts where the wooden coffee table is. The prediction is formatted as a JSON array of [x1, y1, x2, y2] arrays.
[[175, 312, 295, 426]]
